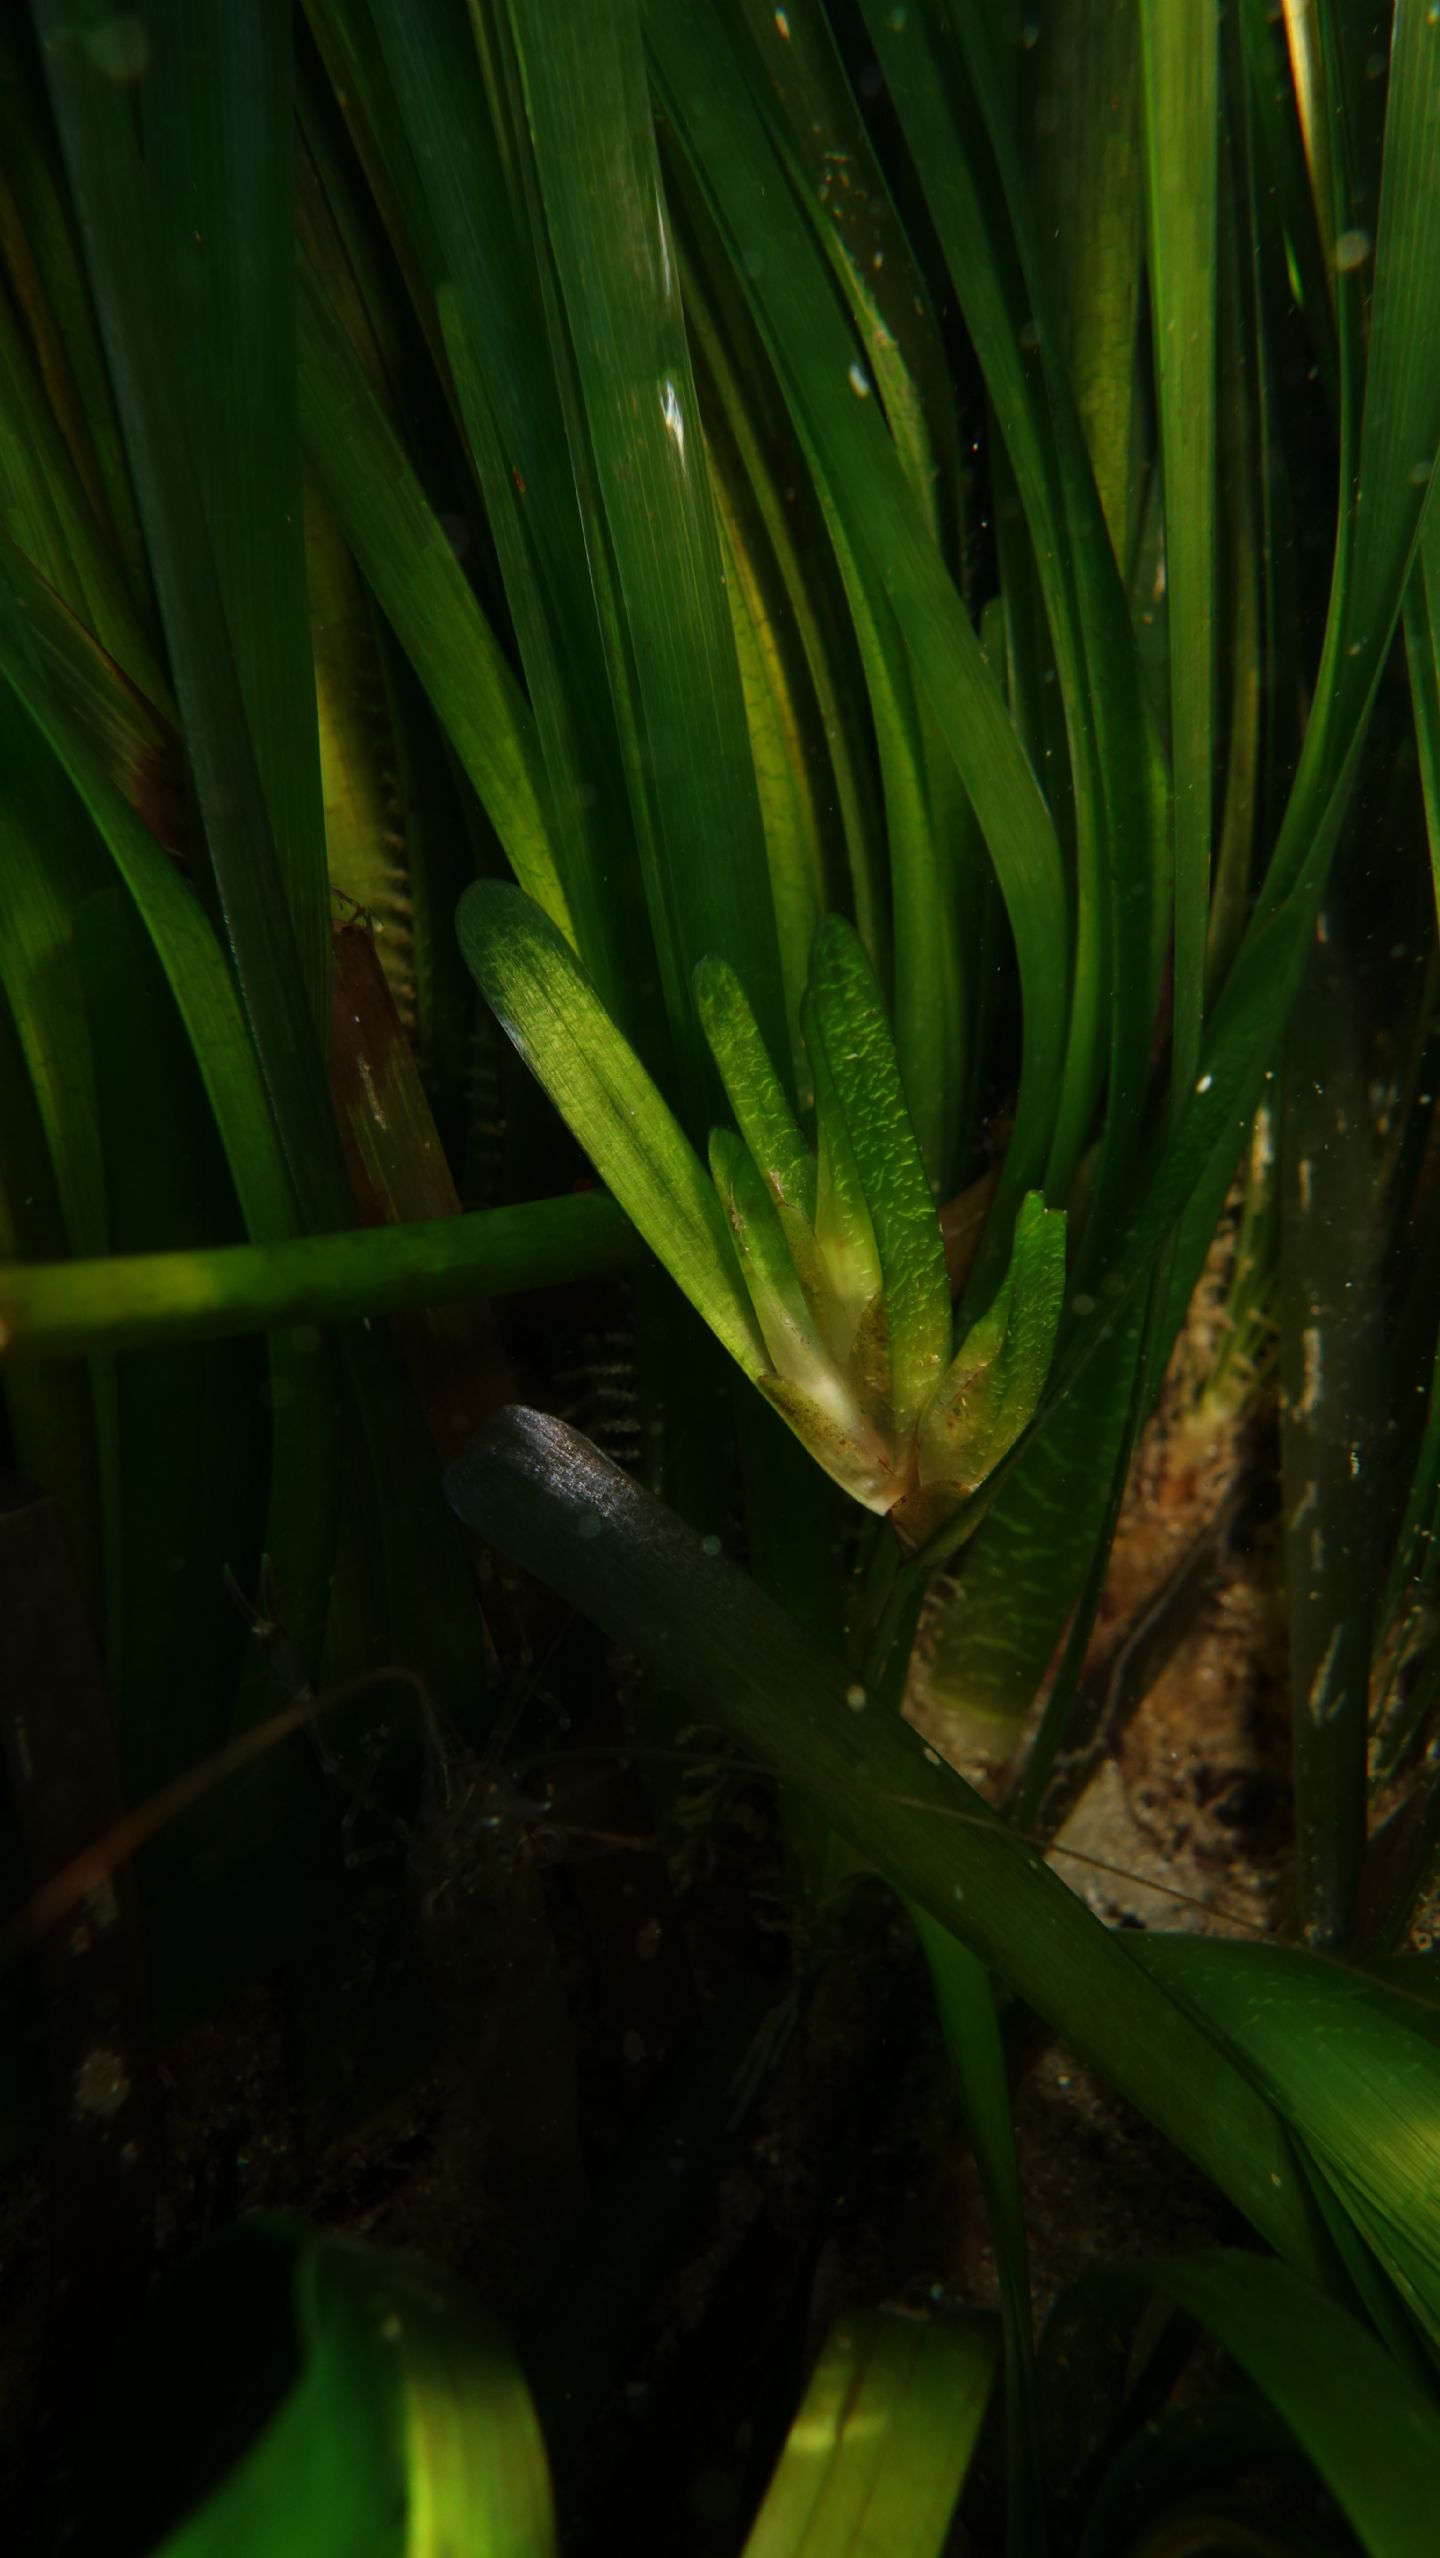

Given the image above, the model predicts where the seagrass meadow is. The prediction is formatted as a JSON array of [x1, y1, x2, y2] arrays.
[[3, 1, 1440, 2551]]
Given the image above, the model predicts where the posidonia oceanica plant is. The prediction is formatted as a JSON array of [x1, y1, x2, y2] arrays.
[[4, 2, 1440, 2553]]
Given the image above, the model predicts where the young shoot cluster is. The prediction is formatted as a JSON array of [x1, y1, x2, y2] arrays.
[[458, 886, 1066, 1547]]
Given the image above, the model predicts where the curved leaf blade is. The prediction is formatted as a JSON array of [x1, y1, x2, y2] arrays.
[[741, 2308, 996, 2558], [446, 1406, 1336, 2283], [149, 2218, 555, 2558], [297, 259, 572, 938], [506, 0, 790, 1085], [1134, 1935, 1440, 2349], [1122, 2251, 1440, 2558], [457, 882, 765, 1375], [696, 952, 816, 1221], [646, 0, 1071, 1199]]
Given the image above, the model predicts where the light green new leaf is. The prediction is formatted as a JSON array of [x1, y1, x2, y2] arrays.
[[149, 2218, 555, 2558], [967, 1196, 1069, 1460], [804, 917, 952, 1441], [710, 468, 828, 1096], [741, 2309, 995, 2558], [804, 988, 884, 1356], [696, 953, 816, 1219], [457, 882, 765, 1377], [817, 491, 962, 1204], [709, 1128, 833, 1400], [916, 1193, 1067, 1498]]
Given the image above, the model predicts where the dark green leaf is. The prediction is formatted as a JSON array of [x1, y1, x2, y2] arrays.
[[446, 1407, 1336, 2281]]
